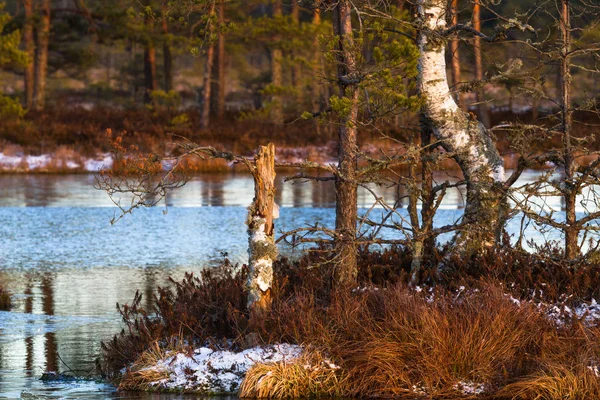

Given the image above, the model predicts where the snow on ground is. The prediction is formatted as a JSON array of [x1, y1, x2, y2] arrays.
[[0, 152, 113, 172], [142, 344, 301, 394]]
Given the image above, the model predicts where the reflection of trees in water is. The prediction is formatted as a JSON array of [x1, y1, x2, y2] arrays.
[[24, 279, 34, 377], [201, 176, 226, 206], [24, 176, 58, 207], [41, 274, 58, 373]]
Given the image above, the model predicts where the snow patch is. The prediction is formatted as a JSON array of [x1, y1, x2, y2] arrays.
[[138, 344, 302, 394]]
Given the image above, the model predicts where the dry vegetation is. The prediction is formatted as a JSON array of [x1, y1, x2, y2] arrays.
[[100, 247, 600, 398]]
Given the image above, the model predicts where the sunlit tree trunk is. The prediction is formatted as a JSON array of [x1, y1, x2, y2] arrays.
[[211, 1, 226, 119], [472, 0, 490, 127], [417, 0, 505, 249], [559, 0, 578, 259], [200, 1, 216, 129], [143, 6, 157, 104], [143, 45, 157, 103], [291, 0, 302, 103], [33, 0, 51, 111], [332, 0, 359, 286], [311, 8, 322, 115], [161, 13, 173, 92], [23, 0, 35, 109], [449, 0, 463, 108], [247, 143, 277, 314], [270, 0, 284, 125]]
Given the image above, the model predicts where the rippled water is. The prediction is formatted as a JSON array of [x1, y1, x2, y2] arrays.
[[0, 171, 592, 399]]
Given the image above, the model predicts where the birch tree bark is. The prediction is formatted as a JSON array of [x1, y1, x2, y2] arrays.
[[33, 0, 51, 111], [417, 0, 506, 249], [332, 0, 359, 285], [247, 143, 278, 314]]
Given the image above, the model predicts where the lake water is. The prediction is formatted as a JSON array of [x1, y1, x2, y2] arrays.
[[0, 171, 594, 399]]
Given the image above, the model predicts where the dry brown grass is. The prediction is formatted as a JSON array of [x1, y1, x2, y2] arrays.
[[498, 364, 600, 399], [118, 339, 184, 391], [259, 283, 600, 399], [240, 349, 344, 398]]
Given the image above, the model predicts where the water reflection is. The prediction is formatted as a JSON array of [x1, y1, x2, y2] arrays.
[[0, 172, 598, 399]]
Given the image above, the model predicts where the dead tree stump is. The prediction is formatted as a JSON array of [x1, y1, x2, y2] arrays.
[[247, 143, 278, 315]]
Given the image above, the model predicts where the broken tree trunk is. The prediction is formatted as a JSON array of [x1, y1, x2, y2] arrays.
[[417, 0, 506, 249], [247, 143, 278, 314]]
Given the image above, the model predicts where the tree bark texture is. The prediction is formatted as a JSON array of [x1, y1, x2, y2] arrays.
[[417, 0, 505, 249], [23, 0, 35, 109], [33, 0, 51, 111], [247, 143, 278, 314], [332, 0, 359, 286]]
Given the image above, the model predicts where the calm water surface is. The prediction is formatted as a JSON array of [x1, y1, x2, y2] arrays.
[[0, 172, 590, 399]]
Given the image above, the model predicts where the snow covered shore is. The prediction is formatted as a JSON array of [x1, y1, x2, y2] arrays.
[[121, 344, 302, 394]]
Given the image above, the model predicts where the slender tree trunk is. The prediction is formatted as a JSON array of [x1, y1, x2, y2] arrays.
[[161, 15, 173, 92], [291, 0, 302, 103], [23, 0, 35, 109], [143, 6, 157, 104], [143, 45, 157, 104], [473, 0, 490, 127], [247, 143, 277, 314], [333, 1, 359, 286], [211, 1, 226, 119], [559, 0, 578, 259], [417, 0, 505, 249], [311, 8, 322, 115], [270, 0, 284, 125], [200, 2, 216, 129], [449, 0, 463, 108], [33, 0, 51, 111]]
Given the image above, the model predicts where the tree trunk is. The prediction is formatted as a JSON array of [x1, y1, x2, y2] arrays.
[[247, 143, 278, 314], [333, 1, 359, 286], [291, 0, 302, 103], [417, 0, 505, 249], [200, 2, 216, 129], [161, 15, 173, 92], [143, 44, 157, 104], [143, 2, 158, 104], [33, 0, 50, 111], [559, 0, 578, 259], [23, 0, 34, 109], [472, 0, 490, 127], [211, 1, 226, 119], [449, 0, 463, 108], [270, 1, 284, 125], [311, 8, 322, 115]]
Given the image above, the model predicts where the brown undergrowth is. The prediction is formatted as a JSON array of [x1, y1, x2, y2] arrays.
[[100, 247, 600, 398]]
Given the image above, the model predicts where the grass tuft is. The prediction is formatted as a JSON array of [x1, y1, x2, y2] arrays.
[[240, 350, 343, 398]]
